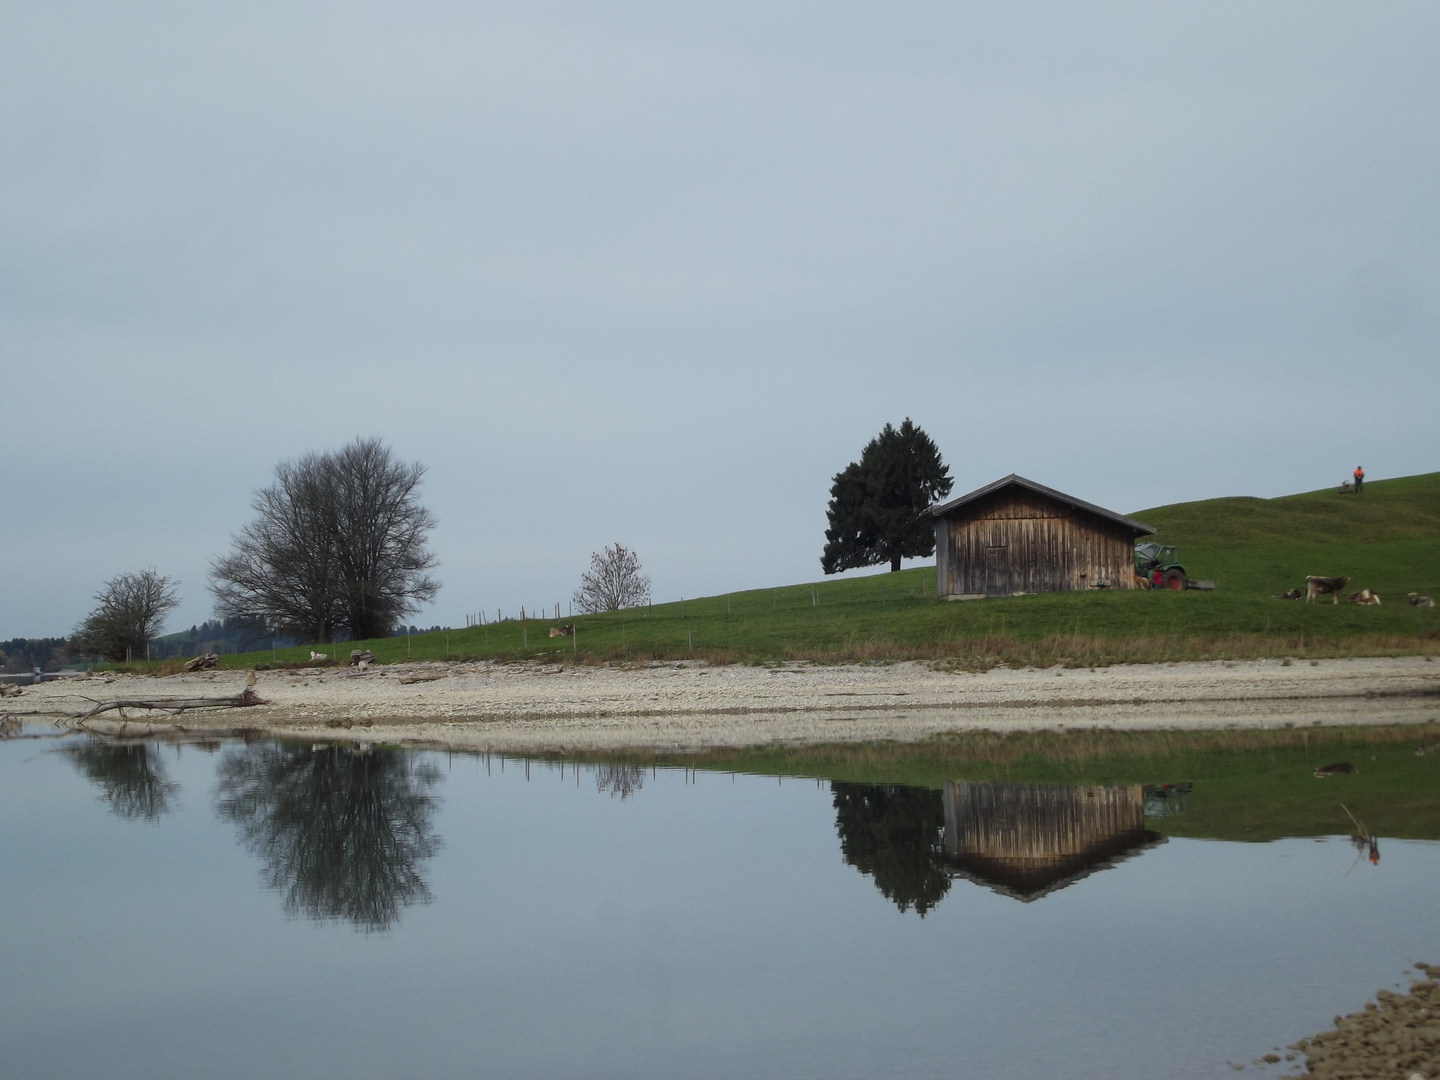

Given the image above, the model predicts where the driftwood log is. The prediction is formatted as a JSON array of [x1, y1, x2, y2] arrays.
[[184, 652, 219, 672], [71, 687, 264, 720]]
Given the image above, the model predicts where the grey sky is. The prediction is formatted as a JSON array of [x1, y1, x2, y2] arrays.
[[3, 1, 1436, 638]]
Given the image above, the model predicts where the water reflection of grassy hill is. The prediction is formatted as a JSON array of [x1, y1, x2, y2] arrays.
[[632, 726, 1440, 842]]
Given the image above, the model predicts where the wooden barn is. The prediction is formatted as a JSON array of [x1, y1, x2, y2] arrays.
[[927, 474, 1155, 599], [938, 781, 1162, 902]]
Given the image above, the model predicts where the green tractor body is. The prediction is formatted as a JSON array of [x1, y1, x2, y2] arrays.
[[1135, 541, 1189, 591]]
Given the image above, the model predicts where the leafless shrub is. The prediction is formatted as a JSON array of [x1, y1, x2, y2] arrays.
[[211, 437, 439, 643], [572, 543, 651, 614], [71, 569, 179, 661]]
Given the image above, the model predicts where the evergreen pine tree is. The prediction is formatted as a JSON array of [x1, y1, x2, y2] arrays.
[[821, 419, 953, 574]]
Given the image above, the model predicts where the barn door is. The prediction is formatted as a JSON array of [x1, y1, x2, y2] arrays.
[[983, 543, 1010, 596]]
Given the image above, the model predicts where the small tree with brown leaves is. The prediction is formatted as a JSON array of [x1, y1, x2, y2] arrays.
[[572, 543, 651, 614]]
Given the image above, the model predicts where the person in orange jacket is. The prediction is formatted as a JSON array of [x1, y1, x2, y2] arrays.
[[1353, 465, 1365, 494]]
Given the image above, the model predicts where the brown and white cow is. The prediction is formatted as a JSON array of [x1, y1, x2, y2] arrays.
[[1305, 576, 1349, 604], [1347, 588, 1381, 605]]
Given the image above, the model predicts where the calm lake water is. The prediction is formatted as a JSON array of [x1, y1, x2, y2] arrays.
[[3, 725, 1437, 1079]]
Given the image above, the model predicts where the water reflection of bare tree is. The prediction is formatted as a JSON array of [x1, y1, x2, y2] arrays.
[[595, 763, 645, 799], [216, 744, 443, 932], [65, 741, 179, 822], [832, 783, 950, 916]]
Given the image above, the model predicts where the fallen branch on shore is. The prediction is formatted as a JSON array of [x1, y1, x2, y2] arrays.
[[71, 687, 265, 720]]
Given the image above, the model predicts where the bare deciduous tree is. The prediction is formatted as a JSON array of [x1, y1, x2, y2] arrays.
[[572, 543, 651, 614], [210, 437, 439, 643], [71, 569, 180, 662]]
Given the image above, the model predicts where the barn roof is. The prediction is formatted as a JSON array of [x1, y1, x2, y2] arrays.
[[926, 473, 1156, 537], [939, 830, 1166, 903]]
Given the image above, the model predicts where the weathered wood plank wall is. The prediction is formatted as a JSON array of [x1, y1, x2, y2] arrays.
[[942, 781, 1147, 862], [934, 489, 1137, 597]]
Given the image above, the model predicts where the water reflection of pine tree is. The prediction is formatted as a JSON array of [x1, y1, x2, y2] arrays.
[[216, 745, 442, 932], [831, 783, 950, 916], [65, 741, 179, 822]]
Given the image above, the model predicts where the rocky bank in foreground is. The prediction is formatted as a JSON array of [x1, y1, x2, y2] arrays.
[[1276, 964, 1440, 1080]]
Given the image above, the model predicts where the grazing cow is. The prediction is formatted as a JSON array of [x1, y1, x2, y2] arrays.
[[1273, 588, 1304, 600], [1410, 593, 1436, 608], [1305, 575, 1349, 604], [548, 623, 575, 638], [1347, 588, 1381, 605]]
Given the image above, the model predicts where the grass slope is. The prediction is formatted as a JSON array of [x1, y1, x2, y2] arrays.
[[1138, 470, 1440, 601], [174, 472, 1439, 671]]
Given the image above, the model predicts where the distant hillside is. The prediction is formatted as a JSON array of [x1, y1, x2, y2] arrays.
[[1129, 471, 1439, 599], [1133, 471, 1440, 547]]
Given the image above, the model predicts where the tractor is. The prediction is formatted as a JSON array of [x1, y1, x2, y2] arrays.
[[1134, 542, 1189, 591]]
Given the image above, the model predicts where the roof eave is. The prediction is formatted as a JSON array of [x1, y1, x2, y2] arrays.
[[926, 473, 1156, 537]]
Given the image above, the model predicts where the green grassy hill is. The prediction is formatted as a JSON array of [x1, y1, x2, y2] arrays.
[[1138, 471, 1440, 547], [181, 471, 1438, 671], [1137, 471, 1440, 601]]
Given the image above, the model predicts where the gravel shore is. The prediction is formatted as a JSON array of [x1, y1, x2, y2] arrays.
[[1276, 964, 1440, 1079], [15, 655, 1439, 751]]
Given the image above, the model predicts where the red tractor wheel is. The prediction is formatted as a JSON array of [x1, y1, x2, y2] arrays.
[[1162, 569, 1187, 591]]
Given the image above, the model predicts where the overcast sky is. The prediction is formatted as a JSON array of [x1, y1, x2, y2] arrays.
[[2, 1, 1436, 639]]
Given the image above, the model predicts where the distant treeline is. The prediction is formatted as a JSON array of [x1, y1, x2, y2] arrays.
[[1, 637, 72, 673], [4, 618, 423, 671], [151, 617, 287, 659]]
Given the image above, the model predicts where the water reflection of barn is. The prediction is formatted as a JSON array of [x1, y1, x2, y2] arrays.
[[940, 781, 1162, 901]]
